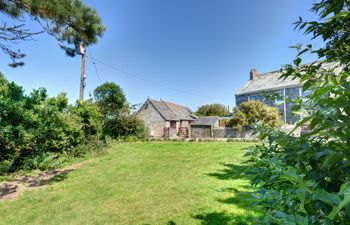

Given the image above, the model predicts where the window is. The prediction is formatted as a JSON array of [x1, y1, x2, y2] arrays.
[[274, 90, 284, 105], [248, 94, 258, 101], [302, 89, 312, 97]]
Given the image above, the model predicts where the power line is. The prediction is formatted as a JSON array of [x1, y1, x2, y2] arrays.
[[86, 56, 232, 101], [87, 48, 102, 84]]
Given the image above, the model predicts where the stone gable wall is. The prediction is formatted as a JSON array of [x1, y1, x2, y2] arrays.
[[136, 102, 166, 137]]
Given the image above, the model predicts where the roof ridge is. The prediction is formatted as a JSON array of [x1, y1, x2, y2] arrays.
[[257, 69, 282, 77], [146, 98, 195, 121], [147, 99, 167, 120]]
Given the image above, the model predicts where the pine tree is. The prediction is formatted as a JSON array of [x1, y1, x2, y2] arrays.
[[0, 0, 105, 67]]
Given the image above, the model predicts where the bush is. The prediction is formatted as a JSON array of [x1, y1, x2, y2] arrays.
[[70, 100, 103, 141], [104, 112, 145, 139], [0, 74, 102, 173], [228, 101, 282, 130]]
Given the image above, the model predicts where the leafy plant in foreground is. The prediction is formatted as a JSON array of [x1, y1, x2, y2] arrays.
[[246, 0, 350, 224]]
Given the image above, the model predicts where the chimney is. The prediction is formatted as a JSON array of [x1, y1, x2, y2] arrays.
[[250, 68, 258, 80]]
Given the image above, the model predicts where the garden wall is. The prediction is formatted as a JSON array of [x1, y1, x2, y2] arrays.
[[190, 126, 257, 139], [213, 128, 257, 139]]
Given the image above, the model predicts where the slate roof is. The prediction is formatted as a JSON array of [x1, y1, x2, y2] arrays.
[[148, 99, 196, 121], [236, 70, 301, 95], [236, 62, 342, 95], [191, 116, 219, 126]]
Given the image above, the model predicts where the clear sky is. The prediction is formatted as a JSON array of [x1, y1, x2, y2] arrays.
[[0, 0, 320, 111]]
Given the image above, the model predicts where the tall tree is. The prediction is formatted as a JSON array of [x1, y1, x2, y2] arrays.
[[93, 82, 144, 139], [0, 0, 105, 67], [196, 103, 229, 117], [93, 82, 127, 116]]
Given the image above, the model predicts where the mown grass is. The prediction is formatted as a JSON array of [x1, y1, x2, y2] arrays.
[[0, 142, 260, 225]]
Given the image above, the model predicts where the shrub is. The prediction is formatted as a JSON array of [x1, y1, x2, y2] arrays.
[[228, 101, 282, 130], [0, 74, 102, 173], [70, 100, 103, 140], [103, 112, 145, 139]]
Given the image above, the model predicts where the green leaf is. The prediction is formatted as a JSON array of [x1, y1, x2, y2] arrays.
[[312, 189, 340, 205], [286, 166, 299, 179], [339, 181, 350, 195], [295, 214, 308, 225], [294, 58, 302, 66], [296, 187, 307, 205], [328, 193, 350, 219]]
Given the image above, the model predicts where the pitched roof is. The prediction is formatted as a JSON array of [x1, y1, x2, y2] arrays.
[[148, 99, 196, 121], [236, 61, 342, 95], [191, 116, 219, 126], [236, 70, 301, 95]]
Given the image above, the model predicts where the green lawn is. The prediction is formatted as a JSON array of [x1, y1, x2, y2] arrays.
[[0, 142, 259, 225]]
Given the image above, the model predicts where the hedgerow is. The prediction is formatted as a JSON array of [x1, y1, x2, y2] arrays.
[[0, 77, 146, 173], [0, 74, 102, 172]]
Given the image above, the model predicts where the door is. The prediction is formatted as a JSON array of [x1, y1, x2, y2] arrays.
[[169, 121, 177, 137]]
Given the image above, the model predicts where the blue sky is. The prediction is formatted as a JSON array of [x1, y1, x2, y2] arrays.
[[0, 0, 320, 111]]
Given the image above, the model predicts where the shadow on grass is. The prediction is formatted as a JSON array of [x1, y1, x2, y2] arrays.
[[207, 163, 251, 181], [192, 163, 259, 224], [26, 169, 73, 187], [0, 169, 73, 200], [193, 212, 256, 225]]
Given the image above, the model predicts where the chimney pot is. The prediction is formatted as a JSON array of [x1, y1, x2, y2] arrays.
[[250, 68, 259, 80]]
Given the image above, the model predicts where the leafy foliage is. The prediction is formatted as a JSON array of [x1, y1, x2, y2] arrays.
[[93, 82, 145, 139], [196, 103, 229, 117], [0, 73, 102, 172], [94, 82, 127, 116], [103, 109, 145, 140], [70, 100, 103, 139], [228, 101, 282, 130], [0, 0, 105, 66], [246, 0, 350, 224]]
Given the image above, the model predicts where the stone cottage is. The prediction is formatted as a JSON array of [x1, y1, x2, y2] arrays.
[[235, 62, 342, 124], [135, 98, 197, 138]]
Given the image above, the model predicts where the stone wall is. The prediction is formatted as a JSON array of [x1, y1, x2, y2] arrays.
[[136, 102, 166, 138], [190, 126, 257, 139], [213, 128, 257, 138]]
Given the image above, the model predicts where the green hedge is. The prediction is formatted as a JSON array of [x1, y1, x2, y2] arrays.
[[0, 74, 102, 173]]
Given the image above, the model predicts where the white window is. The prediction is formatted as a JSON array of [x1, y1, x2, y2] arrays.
[[274, 90, 284, 105], [302, 89, 312, 97], [248, 94, 258, 101]]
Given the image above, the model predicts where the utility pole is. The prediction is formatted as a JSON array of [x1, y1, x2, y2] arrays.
[[77, 44, 86, 101]]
